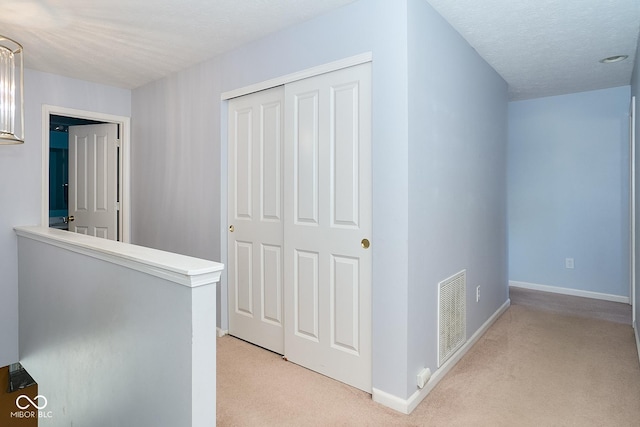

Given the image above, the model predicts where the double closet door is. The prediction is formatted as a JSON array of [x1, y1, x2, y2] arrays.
[[228, 63, 372, 392]]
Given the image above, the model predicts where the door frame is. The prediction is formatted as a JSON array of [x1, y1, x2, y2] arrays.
[[631, 95, 636, 323], [219, 52, 373, 333], [41, 105, 131, 242]]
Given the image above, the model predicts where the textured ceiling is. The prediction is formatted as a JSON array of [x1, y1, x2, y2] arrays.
[[0, 0, 639, 99], [0, 0, 358, 89], [426, 0, 640, 100]]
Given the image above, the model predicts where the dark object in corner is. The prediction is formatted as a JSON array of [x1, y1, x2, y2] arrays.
[[7, 363, 36, 393]]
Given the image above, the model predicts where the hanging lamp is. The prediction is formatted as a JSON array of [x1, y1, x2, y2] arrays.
[[0, 35, 24, 144]]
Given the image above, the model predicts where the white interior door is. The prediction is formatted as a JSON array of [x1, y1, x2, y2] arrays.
[[68, 123, 119, 240], [283, 63, 372, 392], [228, 87, 285, 354]]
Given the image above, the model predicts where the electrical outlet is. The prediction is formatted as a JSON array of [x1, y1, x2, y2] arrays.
[[565, 258, 574, 269], [476, 285, 480, 302]]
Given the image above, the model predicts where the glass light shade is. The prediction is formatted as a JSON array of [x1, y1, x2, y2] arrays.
[[0, 35, 24, 144]]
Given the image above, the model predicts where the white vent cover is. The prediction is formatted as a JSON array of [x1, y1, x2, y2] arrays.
[[438, 270, 466, 367]]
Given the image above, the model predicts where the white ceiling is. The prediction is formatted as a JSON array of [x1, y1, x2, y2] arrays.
[[426, 0, 640, 100], [0, 0, 358, 89], [1, 0, 639, 100]]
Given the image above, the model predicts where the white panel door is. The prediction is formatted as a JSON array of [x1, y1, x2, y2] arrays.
[[68, 123, 119, 240], [284, 63, 372, 392], [228, 86, 285, 354]]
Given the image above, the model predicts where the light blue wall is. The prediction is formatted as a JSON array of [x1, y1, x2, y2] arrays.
[[132, 0, 510, 401], [0, 69, 131, 366], [508, 86, 631, 298], [407, 0, 508, 397], [132, 0, 412, 398], [18, 230, 217, 426]]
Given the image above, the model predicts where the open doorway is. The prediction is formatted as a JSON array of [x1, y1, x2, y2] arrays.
[[42, 105, 131, 242], [48, 115, 104, 231]]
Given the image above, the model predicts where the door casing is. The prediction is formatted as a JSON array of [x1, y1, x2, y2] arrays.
[[631, 95, 636, 324], [41, 105, 131, 242]]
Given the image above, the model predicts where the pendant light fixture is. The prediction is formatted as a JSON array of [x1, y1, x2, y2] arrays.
[[0, 35, 24, 144]]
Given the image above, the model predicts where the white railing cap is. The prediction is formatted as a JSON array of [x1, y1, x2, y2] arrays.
[[15, 226, 224, 288]]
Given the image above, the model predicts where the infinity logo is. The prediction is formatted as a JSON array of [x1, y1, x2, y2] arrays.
[[15, 395, 48, 410]]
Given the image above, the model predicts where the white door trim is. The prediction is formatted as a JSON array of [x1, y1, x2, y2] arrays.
[[631, 95, 636, 322], [41, 105, 131, 243], [220, 52, 372, 101]]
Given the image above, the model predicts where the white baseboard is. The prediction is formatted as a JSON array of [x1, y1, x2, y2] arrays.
[[509, 281, 629, 304], [372, 299, 511, 414], [371, 387, 412, 414], [216, 328, 228, 337]]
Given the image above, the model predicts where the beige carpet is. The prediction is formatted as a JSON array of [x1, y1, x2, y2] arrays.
[[217, 291, 640, 426]]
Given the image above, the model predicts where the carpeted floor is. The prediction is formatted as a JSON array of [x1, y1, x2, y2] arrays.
[[217, 289, 640, 426]]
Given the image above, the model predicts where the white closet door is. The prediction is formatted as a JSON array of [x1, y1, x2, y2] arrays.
[[284, 63, 372, 392], [228, 86, 285, 354]]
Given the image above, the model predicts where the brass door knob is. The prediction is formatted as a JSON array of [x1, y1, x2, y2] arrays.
[[229, 225, 234, 232], [361, 238, 370, 249], [68, 216, 75, 222]]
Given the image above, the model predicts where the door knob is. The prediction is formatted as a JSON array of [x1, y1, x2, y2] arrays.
[[229, 225, 234, 232], [361, 238, 370, 249], [68, 215, 75, 222]]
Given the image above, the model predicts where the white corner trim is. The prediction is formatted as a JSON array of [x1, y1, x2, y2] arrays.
[[509, 281, 629, 304], [15, 226, 224, 288], [372, 299, 511, 414], [217, 328, 228, 338], [634, 320, 640, 368], [221, 52, 372, 100]]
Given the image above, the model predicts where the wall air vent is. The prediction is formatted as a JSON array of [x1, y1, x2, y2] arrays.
[[438, 270, 466, 367]]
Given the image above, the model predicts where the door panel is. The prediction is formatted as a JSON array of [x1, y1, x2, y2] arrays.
[[228, 86, 285, 354], [68, 123, 118, 240], [235, 241, 253, 315], [262, 244, 282, 324], [294, 91, 320, 225], [284, 63, 372, 392], [332, 254, 359, 354], [294, 249, 320, 341], [235, 108, 253, 220], [333, 82, 360, 228], [261, 102, 282, 222]]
